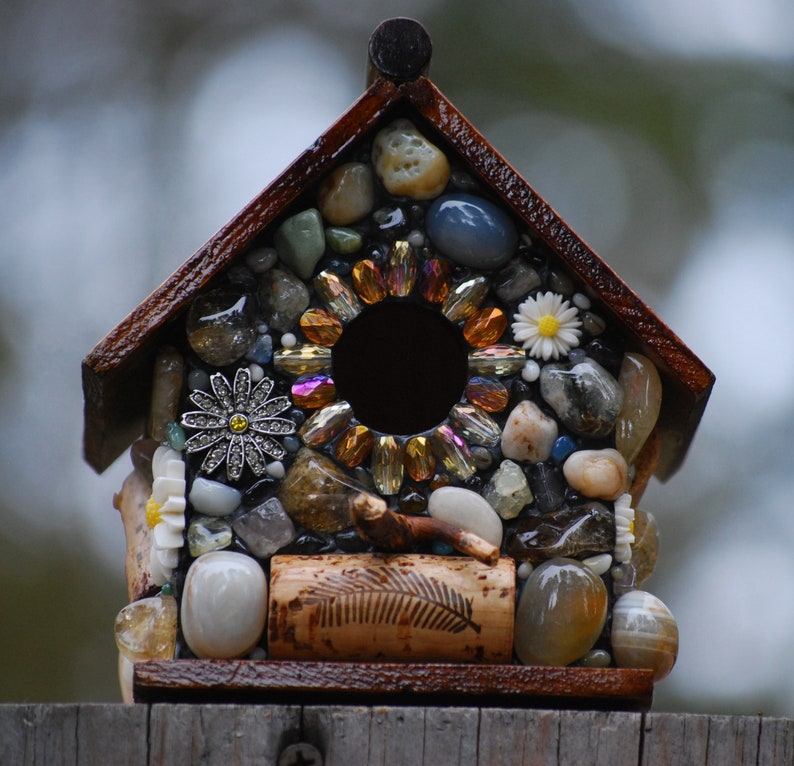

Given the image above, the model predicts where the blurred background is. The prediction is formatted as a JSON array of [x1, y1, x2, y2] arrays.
[[1, 0, 793, 714]]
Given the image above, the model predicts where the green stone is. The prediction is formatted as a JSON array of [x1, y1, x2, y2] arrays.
[[187, 515, 232, 557], [274, 208, 326, 280], [166, 421, 186, 451], [325, 227, 363, 255]]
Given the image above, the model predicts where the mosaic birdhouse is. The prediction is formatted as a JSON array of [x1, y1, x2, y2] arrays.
[[83, 19, 714, 709]]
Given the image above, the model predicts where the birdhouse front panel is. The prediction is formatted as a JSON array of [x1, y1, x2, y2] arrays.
[[87, 22, 712, 705]]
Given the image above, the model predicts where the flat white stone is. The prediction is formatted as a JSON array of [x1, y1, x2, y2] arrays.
[[427, 486, 503, 548], [188, 477, 242, 516], [500, 400, 558, 463], [181, 551, 268, 659]]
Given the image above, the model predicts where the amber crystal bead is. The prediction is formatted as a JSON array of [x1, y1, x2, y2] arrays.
[[465, 376, 509, 413], [404, 435, 436, 482], [299, 308, 343, 346], [335, 425, 374, 467], [386, 241, 418, 297], [291, 374, 336, 409], [273, 344, 332, 376], [313, 270, 362, 323], [372, 435, 404, 496], [468, 345, 526, 376], [419, 257, 452, 303], [463, 307, 507, 347], [442, 276, 489, 322], [351, 259, 387, 304], [430, 424, 476, 480], [299, 401, 353, 446]]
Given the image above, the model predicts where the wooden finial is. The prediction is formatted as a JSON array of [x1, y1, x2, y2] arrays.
[[367, 17, 432, 86]]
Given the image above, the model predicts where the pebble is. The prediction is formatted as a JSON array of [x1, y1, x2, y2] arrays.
[[482, 460, 533, 520], [611, 590, 678, 682], [582, 553, 613, 576], [551, 435, 577, 464], [526, 462, 566, 514], [188, 478, 242, 517], [281, 332, 297, 348], [492, 258, 541, 303], [631, 509, 659, 587], [266, 461, 286, 480], [258, 269, 310, 333], [500, 400, 558, 464], [186, 289, 257, 367], [426, 193, 517, 270], [470, 445, 493, 471], [147, 347, 184, 442], [517, 562, 534, 580], [615, 352, 662, 466], [248, 363, 265, 382], [276, 448, 357, 533], [273, 208, 326, 280], [506, 502, 615, 563], [114, 594, 177, 662], [540, 358, 623, 438], [245, 247, 278, 273], [579, 648, 612, 668], [427, 485, 503, 548], [514, 558, 608, 667], [372, 119, 450, 200], [563, 448, 629, 501], [181, 551, 268, 659], [232, 498, 297, 559], [325, 227, 363, 255], [245, 333, 273, 365], [317, 162, 375, 225], [187, 515, 232, 557], [187, 368, 210, 391]]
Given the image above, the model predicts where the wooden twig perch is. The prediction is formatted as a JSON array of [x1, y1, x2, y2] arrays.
[[350, 492, 500, 566]]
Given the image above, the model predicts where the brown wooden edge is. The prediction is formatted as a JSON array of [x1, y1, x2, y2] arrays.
[[133, 660, 654, 711]]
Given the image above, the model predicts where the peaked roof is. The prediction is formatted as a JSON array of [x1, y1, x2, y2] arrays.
[[82, 36, 713, 479]]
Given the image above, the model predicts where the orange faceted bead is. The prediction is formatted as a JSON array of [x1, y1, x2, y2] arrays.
[[463, 307, 508, 347], [351, 259, 387, 304], [465, 376, 509, 413], [404, 436, 436, 482], [299, 308, 343, 347], [335, 425, 374, 467]]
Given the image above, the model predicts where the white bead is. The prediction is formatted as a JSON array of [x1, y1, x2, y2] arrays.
[[266, 460, 286, 479], [521, 360, 540, 382], [281, 332, 297, 348]]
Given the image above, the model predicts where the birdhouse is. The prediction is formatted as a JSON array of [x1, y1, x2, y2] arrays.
[[83, 19, 713, 709]]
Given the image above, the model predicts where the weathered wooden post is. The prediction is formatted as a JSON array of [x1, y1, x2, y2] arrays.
[[83, 16, 713, 717]]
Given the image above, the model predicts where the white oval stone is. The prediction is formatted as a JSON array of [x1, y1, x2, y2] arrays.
[[181, 551, 268, 659], [427, 486, 503, 548], [372, 118, 450, 200], [188, 478, 242, 516], [500, 400, 558, 464], [562, 448, 629, 500]]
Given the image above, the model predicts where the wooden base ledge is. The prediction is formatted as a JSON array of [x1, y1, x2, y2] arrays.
[[133, 661, 653, 711]]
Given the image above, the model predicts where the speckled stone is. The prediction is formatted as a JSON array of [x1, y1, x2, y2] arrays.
[[273, 208, 326, 280], [258, 269, 310, 333], [317, 162, 375, 225], [493, 258, 542, 303], [500, 400, 558, 464], [514, 557, 608, 667], [186, 289, 258, 367], [372, 119, 450, 200], [426, 194, 517, 270]]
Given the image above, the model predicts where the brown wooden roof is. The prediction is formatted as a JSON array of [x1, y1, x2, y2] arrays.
[[82, 42, 713, 478]]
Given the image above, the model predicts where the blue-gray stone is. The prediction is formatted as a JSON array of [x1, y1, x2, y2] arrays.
[[426, 193, 517, 270]]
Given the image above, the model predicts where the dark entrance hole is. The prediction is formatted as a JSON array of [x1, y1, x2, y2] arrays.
[[332, 301, 468, 435]]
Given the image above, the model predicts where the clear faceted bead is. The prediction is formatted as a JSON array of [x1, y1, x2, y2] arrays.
[[351, 259, 387, 304], [442, 276, 490, 322], [468, 345, 526, 376], [273, 344, 332, 376], [448, 402, 501, 446], [299, 401, 353, 446], [430, 424, 476, 479], [372, 435, 404, 495], [404, 435, 436, 482], [313, 270, 363, 323]]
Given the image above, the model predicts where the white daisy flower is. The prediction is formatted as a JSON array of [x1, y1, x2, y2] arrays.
[[512, 291, 582, 360], [146, 446, 186, 586], [613, 492, 635, 564]]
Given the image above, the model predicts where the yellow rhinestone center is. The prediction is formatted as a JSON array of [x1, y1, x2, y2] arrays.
[[145, 495, 163, 529], [229, 413, 249, 433], [537, 315, 560, 337]]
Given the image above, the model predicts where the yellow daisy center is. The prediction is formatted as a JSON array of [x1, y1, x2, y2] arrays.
[[146, 495, 163, 529], [537, 314, 560, 337], [229, 413, 249, 433], [629, 519, 635, 535]]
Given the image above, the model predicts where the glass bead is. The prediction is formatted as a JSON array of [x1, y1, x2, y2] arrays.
[[462, 307, 507, 347], [291, 374, 336, 409], [404, 436, 436, 482], [386, 241, 418, 297], [448, 403, 501, 446], [299, 308, 343, 347], [468, 345, 526, 376], [335, 425, 374, 467], [299, 401, 353, 446], [313, 270, 362, 323], [419, 258, 452, 303], [465, 376, 509, 413], [372, 435, 404, 495], [441, 276, 490, 322], [430, 424, 475, 479], [351, 259, 387, 304]]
